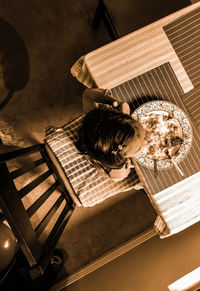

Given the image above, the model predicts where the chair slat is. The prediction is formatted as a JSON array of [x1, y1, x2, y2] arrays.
[[11, 158, 45, 179], [36, 204, 74, 273], [0, 143, 75, 282], [35, 195, 64, 237], [45, 204, 73, 248], [0, 144, 45, 164], [27, 181, 60, 218], [19, 169, 53, 198], [0, 163, 43, 267]]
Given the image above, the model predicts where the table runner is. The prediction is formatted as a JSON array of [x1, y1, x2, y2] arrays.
[[181, 85, 200, 128], [164, 6, 200, 87], [111, 62, 200, 195], [111, 62, 200, 236], [44, 115, 140, 208]]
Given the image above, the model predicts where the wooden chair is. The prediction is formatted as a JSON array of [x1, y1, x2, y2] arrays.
[[0, 143, 75, 290], [92, 0, 190, 40], [0, 120, 141, 290]]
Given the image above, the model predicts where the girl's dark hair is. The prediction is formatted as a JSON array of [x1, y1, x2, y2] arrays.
[[76, 108, 138, 169]]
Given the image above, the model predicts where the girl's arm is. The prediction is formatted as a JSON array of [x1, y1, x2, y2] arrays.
[[82, 88, 130, 114]]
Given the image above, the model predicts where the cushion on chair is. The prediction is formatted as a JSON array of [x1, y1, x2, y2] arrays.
[[45, 142, 82, 207], [44, 115, 140, 207]]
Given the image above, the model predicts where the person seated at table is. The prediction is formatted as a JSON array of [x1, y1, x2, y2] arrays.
[[76, 88, 145, 183]]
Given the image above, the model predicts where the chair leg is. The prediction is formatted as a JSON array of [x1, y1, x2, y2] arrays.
[[92, 0, 105, 30], [92, 0, 119, 41], [14, 249, 64, 291], [43, 249, 64, 287]]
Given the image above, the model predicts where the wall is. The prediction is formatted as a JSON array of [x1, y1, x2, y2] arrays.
[[64, 222, 200, 291]]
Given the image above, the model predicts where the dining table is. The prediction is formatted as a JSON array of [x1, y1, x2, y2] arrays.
[[71, 1, 200, 238]]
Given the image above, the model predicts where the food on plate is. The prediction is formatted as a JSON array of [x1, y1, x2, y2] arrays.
[[137, 112, 185, 160]]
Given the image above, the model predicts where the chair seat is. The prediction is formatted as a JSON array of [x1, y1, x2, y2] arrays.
[[44, 115, 140, 207]]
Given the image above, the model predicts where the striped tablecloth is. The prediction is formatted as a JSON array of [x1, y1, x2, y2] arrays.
[[111, 62, 200, 237], [111, 62, 200, 195], [71, 3, 200, 93], [181, 85, 200, 128], [164, 6, 200, 88], [70, 2, 200, 237]]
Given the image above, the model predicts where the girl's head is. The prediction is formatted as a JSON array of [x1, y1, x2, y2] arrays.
[[76, 108, 145, 169]]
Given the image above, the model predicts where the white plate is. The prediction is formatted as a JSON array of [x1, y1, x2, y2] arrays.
[[131, 100, 193, 169]]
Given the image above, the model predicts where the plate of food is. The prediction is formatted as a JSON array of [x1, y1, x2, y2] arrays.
[[132, 100, 193, 170]]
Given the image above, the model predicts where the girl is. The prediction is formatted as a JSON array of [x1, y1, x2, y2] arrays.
[[76, 88, 145, 182]]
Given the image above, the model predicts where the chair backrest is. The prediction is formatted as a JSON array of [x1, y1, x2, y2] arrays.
[[0, 144, 74, 281]]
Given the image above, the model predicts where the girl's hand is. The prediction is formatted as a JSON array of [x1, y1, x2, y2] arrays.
[[104, 89, 130, 114], [82, 88, 130, 114], [112, 101, 130, 115]]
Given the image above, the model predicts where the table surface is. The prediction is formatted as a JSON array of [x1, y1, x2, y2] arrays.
[[85, 2, 200, 92], [82, 2, 200, 236]]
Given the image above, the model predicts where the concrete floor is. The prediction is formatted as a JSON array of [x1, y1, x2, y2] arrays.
[[0, 0, 155, 278], [0, 0, 111, 147], [0, 0, 196, 285]]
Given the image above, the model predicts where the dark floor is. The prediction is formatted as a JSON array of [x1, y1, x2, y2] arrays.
[[0, 0, 111, 146], [0, 0, 196, 286], [57, 189, 156, 278]]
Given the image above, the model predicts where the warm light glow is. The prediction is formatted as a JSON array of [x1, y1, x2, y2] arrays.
[[168, 267, 200, 291], [3, 240, 9, 249]]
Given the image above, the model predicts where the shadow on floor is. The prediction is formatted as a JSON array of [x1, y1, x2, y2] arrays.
[[0, 17, 29, 110], [57, 189, 156, 277]]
